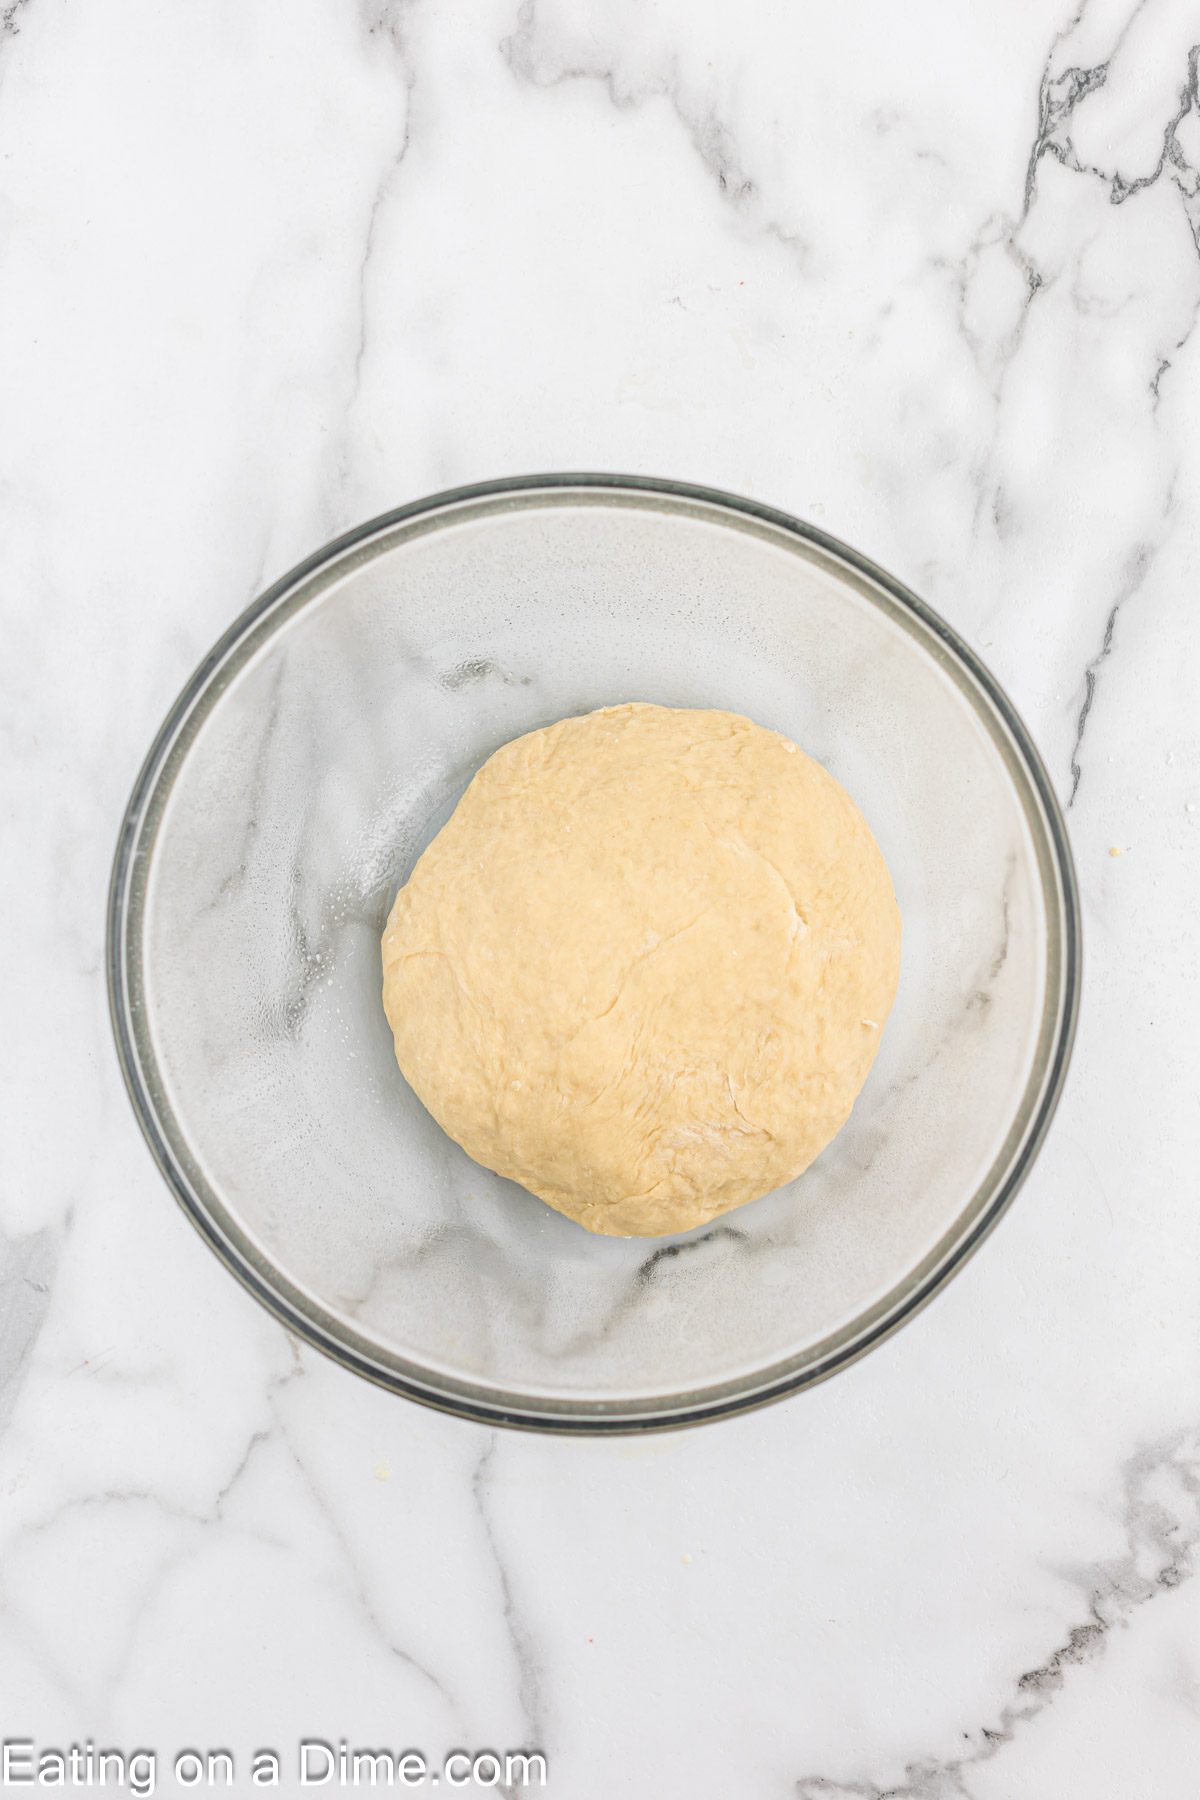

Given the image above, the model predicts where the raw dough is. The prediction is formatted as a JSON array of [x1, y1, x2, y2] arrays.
[[382, 704, 900, 1237]]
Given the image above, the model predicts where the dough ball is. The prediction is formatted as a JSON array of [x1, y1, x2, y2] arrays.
[[382, 703, 900, 1237]]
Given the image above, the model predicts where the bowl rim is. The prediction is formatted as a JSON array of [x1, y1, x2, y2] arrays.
[[107, 472, 1082, 1433]]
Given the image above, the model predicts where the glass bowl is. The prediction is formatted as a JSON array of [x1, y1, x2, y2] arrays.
[[108, 476, 1080, 1432]]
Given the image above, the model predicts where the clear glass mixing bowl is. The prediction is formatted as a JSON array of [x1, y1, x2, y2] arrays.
[[108, 476, 1080, 1431]]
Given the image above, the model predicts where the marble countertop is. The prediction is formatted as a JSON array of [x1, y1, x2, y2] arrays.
[[3, 0, 1199, 1793]]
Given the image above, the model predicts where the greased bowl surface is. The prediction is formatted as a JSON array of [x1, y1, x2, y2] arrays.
[[108, 476, 1079, 1431]]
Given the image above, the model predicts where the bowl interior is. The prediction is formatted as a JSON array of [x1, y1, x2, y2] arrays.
[[123, 484, 1072, 1424]]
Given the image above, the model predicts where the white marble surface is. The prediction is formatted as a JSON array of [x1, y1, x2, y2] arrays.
[[2, 0, 1199, 1792]]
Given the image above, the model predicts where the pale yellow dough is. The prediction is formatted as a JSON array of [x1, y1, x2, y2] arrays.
[[382, 704, 901, 1237]]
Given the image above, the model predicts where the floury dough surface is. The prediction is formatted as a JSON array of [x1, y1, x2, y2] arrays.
[[381, 704, 901, 1237]]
